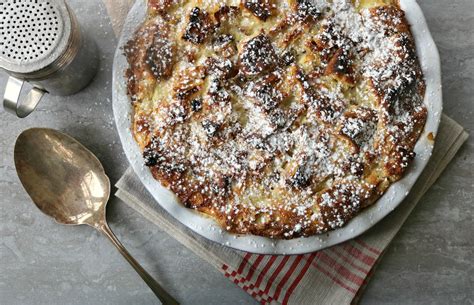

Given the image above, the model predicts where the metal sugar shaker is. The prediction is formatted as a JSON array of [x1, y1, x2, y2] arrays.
[[0, 0, 99, 118]]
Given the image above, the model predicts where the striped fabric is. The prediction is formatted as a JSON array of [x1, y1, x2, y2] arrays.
[[221, 240, 379, 305], [104, 1, 468, 304]]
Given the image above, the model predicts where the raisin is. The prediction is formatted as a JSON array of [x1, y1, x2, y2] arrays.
[[182, 7, 212, 44], [191, 98, 203, 112], [208, 79, 231, 103], [143, 147, 161, 167], [215, 34, 234, 46], [289, 165, 311, 188], [202, 120, 220, 136]]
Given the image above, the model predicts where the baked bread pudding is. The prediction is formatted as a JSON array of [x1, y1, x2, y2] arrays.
[[124, 0, 427, 239]]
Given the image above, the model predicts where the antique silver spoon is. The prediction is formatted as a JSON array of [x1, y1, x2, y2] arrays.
[[14, 128, 178, 305]]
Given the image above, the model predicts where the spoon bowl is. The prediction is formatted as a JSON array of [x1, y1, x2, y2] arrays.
[[14, 128, 178, 305], [14, 128, 110, 227]]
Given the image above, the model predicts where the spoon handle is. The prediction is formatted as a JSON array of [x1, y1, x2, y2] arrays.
[[99, 223, 179, 305]]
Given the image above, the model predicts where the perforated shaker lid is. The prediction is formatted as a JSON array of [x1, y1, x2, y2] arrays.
[[0, 0, 72, 75]]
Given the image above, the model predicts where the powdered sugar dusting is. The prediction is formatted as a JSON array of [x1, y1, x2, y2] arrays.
[[124, 0, 427, 239]]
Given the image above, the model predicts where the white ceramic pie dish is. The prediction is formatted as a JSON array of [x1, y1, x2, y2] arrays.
[[112, 0, 442, 254]]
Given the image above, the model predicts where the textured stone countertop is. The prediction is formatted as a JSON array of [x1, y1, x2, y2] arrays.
[[0, 1, 472, 304]]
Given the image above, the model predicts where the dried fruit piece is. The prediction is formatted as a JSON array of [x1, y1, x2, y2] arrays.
[[182, 7, 213, 44]]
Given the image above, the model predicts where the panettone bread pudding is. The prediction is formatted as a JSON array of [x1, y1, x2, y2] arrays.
[[124, 0, 427, 239]]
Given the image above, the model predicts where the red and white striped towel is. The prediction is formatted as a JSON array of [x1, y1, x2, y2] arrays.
[[116, 115, 468, 305], [101, 1, 468, 303], [220, 239, 381, 304]]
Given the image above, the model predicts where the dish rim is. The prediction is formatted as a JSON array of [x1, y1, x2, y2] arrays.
[[112, 0, 442, 254]]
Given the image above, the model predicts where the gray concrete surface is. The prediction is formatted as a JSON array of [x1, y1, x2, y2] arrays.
[[0, 0, 472, 304]]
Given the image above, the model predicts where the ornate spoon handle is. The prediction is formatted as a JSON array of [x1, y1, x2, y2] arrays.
[[99, 223, 179, 305]]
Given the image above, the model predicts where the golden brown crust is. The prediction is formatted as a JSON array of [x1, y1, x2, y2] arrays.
[[123, 0, 427, 239]]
